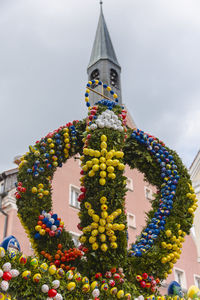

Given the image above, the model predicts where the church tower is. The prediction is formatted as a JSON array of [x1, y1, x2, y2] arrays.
[[87, 2, 122, 105]]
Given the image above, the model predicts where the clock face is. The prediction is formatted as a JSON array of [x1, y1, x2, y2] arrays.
[[110, 69, 118, 88]]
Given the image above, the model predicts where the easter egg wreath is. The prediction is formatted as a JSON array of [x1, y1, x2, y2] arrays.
[[0, 80, 197, 299]]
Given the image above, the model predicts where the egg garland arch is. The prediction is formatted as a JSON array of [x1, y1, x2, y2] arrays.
[[0, 80, 197, 299]]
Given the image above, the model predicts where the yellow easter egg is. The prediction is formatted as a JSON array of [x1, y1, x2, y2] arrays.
[[85, 202, 91, 209], [100, 171, 106, 178], [92, 229, 98, 237], [101, 141, 107, 149], [79, 236, 87, 243], [0, 293, 5, 300], [101, 211, 108, 219], [22, 270, 31, 280], [112, 159, 119, 166], [112, 223, 119, 231], [92, 158, 99, 164], [165, 229, 172, 237], [94, 150, 100, 157], [107, 166, 114, 173], [92, 242, 99, 250], [92, 214, 100, 222], [99, 157, 106, 163], [88, 209, 94, 216], [99, 178, 106, 185], [101, 135, 107, 142], [100, 234, 106, 242], [108, 172, 116, 179], [89, 170, 95, 177], [30, 258, 38, 268], [89, 236, 96, 244], [92, 164, 99, 172], [187, 285, 200, 298], [32, 187, 38, 193], [49, 265, 57, 275], [101, 243, 108, 252], [117, 290, 124, 298], [33, 273, 41, 283], [74, 272, 82, 282], [0, 247, 5, 258], [118, 163, 125, 171], [91, 281, 98, 290], [100, 163, 106, 170], [100, 196, 107, 203], [98, 220, 105, 228], [110, 287, 118, 295], [82, 283, 90, 293], [110, 242, 118, 249], [101, 204, 108, 211], [118, 224, 125, 231], [67, 282, 76, 291], [39, 229, 46, 236], [57, 268, 65, 278], [89, 149, 94, 156], [40, 263, 48, 273], [86, 160, 93, 168]]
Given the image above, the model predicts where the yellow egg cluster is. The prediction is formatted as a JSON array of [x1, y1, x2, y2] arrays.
[[80, 196, 125, 251], [31, 183, 49, 199], [161, 225, 186, 276], [63, 127, 71, 158], [187, 183, 198, 216], [82, 135, 125, 186]]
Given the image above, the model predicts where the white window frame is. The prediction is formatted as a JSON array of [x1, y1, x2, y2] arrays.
[[127, 212, 136, 229], [126, 177, 133, 191], [194, 274, 200, 289], [69, 184, 80, 209], [144, 186, 153, 200], [70, 231, 80, 247], [174, 267, 187, 290]]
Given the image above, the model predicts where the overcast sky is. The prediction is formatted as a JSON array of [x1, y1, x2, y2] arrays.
[[0, 0, 200, 173]]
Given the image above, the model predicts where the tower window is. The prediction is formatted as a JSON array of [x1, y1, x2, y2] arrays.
[[110, 69, 118, 88], [90, 69, 100, 81]]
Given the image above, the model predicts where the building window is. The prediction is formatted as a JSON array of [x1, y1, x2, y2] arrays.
[[145, 187, 152, 200], [174, 268, 187, 290], [110, 69, 118, 88], [70, 185, 80, 209], [126, 178, 133, 191], [90, 69, 100, 81], [127, 213, 136, 229], [194, 275, 200, 289], [70, 231, 80, 247]]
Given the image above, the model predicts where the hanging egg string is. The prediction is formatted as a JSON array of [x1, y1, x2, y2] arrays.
[[84, 79, 119, 109]]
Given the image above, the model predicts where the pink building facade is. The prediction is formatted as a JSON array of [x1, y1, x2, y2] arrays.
[[0, 5, 200, 296]]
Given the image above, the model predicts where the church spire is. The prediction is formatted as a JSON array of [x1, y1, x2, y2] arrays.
[[88, 3, 120, 69], [87, 4, 122, 105]]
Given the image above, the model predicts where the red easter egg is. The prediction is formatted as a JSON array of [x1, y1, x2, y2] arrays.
[[142, 273, 148, 280], [3, 272, 12, 281], [48, 289, 57, 298], [140, 280, 146, 288]]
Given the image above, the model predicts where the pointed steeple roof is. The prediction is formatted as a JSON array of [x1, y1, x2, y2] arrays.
[[88, 4, 120, 69]]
